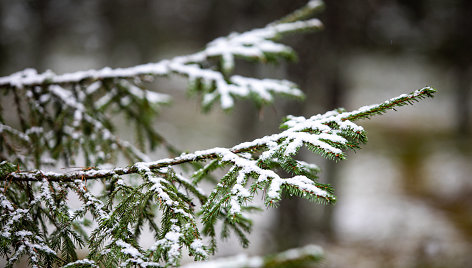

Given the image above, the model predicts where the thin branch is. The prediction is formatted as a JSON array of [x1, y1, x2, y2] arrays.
[[3, 87, 436, 182], [341, 87, 436, 122], [271, 0, 325, 25]]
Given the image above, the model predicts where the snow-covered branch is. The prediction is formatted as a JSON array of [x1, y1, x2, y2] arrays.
[[3, 87, 435, 184], [0, 15, 322, 110]]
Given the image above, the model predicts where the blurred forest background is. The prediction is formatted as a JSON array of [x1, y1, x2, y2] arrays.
[[1, 0, 471, 267]]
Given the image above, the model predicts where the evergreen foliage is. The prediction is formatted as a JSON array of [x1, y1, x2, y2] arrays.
[[0, 1, 436, 267]]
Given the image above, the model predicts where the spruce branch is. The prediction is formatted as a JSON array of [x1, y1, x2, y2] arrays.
[[0, 11, 323, 110], [3, 87, 435, 183]]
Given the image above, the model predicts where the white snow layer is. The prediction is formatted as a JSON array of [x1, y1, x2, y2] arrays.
[[180, 244, 322, 268]]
